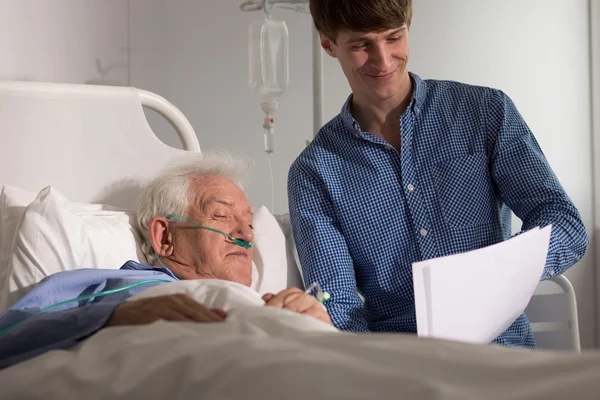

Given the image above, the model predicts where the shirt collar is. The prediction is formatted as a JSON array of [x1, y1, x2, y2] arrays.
[[120, 260, 179, 280], [340, 71, 426, 134]]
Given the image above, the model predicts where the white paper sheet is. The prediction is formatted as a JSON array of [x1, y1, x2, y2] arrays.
[[412, 226, 551, 344]]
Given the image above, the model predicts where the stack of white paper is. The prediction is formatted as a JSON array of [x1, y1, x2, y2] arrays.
[[412, 225, 552, 344]]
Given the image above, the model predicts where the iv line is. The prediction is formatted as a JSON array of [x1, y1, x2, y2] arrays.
[[267, 152, 275, 214]]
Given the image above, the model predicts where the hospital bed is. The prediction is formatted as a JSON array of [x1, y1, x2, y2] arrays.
[[0, 81, 598, 399]]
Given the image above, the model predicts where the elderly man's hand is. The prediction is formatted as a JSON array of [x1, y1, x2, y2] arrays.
[[106, 294, 227, 327], [262, 288, 332, 325]]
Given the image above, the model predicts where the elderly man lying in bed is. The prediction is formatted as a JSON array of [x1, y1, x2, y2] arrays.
[[0, 152, 331, 369]]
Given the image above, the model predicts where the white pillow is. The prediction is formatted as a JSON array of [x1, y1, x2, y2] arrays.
[[0, 186, 38, 270], [5, 186, 145, 308], [0, 185, 38, 309], [251, 206, 303, 294], [274, 213, 304, 289]]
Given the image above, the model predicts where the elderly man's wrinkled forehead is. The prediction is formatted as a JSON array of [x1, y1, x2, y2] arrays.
[[188, 175, 251, 215]]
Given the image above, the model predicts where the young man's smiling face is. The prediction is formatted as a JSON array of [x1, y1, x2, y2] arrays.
[[321, 25, 411, 105]]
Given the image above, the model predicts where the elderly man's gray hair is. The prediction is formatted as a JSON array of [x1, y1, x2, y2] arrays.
[[136, 150, 250, 263]]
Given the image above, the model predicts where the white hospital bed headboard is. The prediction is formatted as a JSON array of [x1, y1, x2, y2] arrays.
[[0, 81, 200, 209]]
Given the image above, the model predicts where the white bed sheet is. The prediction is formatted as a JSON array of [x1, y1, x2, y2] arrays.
[[0, 282, 599, 399]]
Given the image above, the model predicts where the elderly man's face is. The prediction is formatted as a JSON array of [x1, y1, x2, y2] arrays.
[[168, 175, 254, 286]]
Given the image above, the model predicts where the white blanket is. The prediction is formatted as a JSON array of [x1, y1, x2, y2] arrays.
[[0, 281, 599, 399]]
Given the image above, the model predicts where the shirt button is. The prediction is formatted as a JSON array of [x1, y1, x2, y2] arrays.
[[407, 184, 415, 192], [353, 122, 360, 131], [419, 228, 428, 237], [549, 270, 555, 277]]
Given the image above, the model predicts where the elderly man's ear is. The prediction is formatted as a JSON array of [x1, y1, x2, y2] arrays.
[[149, 217, 175, 257]]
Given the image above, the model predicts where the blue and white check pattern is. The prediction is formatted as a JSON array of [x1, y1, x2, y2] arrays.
[[288, 73, 589, 348]]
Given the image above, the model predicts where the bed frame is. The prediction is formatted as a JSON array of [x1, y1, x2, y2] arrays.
[[0, 81, 200, 209]]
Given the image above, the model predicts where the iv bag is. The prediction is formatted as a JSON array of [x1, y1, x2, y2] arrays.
[[249, 17, 289, 106]]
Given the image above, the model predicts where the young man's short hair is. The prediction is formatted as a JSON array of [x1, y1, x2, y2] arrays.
[[310, 0, 412, 42]]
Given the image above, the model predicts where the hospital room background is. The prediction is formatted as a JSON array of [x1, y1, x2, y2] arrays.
[[1, 0, 599, 349]]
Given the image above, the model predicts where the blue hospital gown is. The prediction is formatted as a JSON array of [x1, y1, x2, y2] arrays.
[[0, 261, 177, 369], [288, 72, 589, 347]]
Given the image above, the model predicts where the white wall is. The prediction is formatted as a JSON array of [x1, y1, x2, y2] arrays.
[[0, 0, 128, 85], [129, 0, 596, 348]]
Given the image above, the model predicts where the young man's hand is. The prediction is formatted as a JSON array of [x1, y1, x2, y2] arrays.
[[262, 288, 332, 325], [106, 294, 227, 327]]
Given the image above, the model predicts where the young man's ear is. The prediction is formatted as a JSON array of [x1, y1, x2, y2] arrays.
[[149, 217, 174, 257], [320, 33, 337, 58]]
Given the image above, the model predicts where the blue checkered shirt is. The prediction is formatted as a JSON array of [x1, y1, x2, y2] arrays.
[[288, 73, 589, 348]]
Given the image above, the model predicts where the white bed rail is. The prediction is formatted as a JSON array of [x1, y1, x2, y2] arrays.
[[138, 89, 199, 152], [526, 275, 581, 352]]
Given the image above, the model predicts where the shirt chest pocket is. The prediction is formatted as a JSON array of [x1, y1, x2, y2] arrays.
[[431, 153, 497, 228]]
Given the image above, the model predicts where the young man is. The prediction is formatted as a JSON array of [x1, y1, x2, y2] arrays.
[[288, 0, 589, 347]]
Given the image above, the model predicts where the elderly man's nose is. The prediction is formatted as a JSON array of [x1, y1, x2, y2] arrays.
[[235, 224, 254, 243]]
